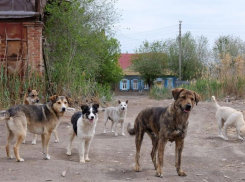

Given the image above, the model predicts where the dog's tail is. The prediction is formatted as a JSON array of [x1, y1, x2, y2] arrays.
[[211, 96, 220, 109], [127, 123, 135, 135]]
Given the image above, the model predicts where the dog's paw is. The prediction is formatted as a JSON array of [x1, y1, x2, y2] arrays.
[[238, 136, 244, 141], [22, 140, 26, 144], [178, 171, 187, 176], [55, 139, 59, 143], [156, 172, 163, 178], [17, 158, 25, 162], [135, 165, 142, 172], [85, 158, 90, 162], [103, 130, 107, 134], [66, 151, 71, 156], [80, 159, 85, 163], [7, 155, 13, 159], [122, 133, 125, 136], [44, 155, 51, 160], [31, 141, 36, 145], [223, 137, 229, 141], [115, 133, 118, 136]]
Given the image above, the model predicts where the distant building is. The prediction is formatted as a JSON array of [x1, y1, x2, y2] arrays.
[[118, 53, 176, 91]]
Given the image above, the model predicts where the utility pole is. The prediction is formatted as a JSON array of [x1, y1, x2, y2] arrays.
[[179, 21, 182, 81]]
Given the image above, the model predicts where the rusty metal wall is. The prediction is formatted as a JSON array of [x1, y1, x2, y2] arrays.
[[0, 22, 27, 76]]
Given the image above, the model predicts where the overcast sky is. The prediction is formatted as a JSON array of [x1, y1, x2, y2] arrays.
[[114, 0, 245, 53]]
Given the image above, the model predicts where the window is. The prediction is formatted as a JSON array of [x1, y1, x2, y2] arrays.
[[122, 79, 127, 90], [133, 79, 138, 90]]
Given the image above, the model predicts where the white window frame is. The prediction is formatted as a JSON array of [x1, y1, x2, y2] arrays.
[[122, 79, 128, 90], [133, 79, 138, 90]]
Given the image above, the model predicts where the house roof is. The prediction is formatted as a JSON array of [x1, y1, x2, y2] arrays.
[[0, 0, 47, 19], [118, 53, 134, 69], [123, 66, 140, 76]]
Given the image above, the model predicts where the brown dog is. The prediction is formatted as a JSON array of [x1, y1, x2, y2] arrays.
[[127, 88, 200, 178], [0, 95, 71, 162]]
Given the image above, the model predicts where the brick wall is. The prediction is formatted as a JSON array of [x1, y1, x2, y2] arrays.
[[23, 22, 44, 74]]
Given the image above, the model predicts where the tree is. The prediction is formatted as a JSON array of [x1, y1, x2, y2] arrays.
[[164, 32, 209, 80], [213, 35, 245, 63], [44, 0, 121, 96], [131, 40, 168, 89], [96, 37, 124, 85]]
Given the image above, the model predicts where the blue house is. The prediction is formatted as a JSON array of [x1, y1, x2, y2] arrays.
[[118, 54, 177, 91]]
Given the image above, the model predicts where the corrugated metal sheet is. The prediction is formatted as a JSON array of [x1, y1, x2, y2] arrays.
[[0, 22, 27, 75]]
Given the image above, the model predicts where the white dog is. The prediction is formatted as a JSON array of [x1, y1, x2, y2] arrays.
[[103, 100, 128, 136], [212, 96, 245, 140], [66, 104, 99, 163]]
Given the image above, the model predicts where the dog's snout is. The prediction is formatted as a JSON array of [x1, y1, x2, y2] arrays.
[[91, 116, 94, 119], [122, 107, 125, 110], [36, 99, 39, 103], [62, 107, 66, 112], [186, 104, 191, 109]]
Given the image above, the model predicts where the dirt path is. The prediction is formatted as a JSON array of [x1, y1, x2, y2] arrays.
[[0, 94, 245, 182]]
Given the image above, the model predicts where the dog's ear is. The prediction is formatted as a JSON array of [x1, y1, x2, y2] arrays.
[[28, 88, 32, 93], [81, 104, 89, 114], [49, 95, 58, 103], [193, 92, 201, 105], [172, 88, 184, 100], [93, 103, 99, 111], [65, 96, 72, 105], [118, 100, 121, 104], [126, 100, 128, 104]]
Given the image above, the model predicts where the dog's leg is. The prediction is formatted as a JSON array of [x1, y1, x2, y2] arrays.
[[6, 130, 14, 159], [156, 138, 167, 178], [111, 121, 115, 133], [175, 139, 187, 176], [223, 123, 229, 141], [135, 130, 145, 172], [147, 131, 158, 170], [53, 129, 59, 143], [31, 134, 37, 145], [42, 132, 52, 160], [114, 121, 119, 136], [14, 134, 26, 162], [236, 130, 244, 141], [217, 117, 225, 139], [85, 139, 92, 162], [121, 121, 125, 136], [103, 114, 108, 133], [66, 130, 76, 156], [78, 140, 85, 163]]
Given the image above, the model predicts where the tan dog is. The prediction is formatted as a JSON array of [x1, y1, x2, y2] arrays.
[[23, 89, 61, 144], [0, 95, 71, 162], [127, 88, 200, 178], [22, 89, 39, 144]]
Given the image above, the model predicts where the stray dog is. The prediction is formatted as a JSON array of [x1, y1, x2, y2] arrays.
[[103, 100, 128, 136], [212, 96, 245, 140], [22, 88, 39, 144], [66, 103, 99, 163], [0, 95, 70, 162], [23, 88, 39, 105], [127, 88, 200, 178], [22, 89, 60, 144]]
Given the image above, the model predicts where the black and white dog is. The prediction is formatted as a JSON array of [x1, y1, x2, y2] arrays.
[[66, 103, 99, 163], [103, 100, 128, 136]]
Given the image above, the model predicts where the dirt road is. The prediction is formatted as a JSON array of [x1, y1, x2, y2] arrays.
[[0, 94, 245, 182]]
